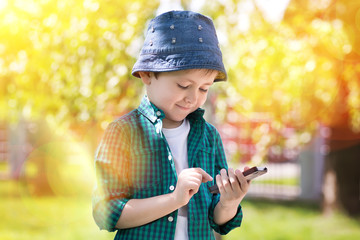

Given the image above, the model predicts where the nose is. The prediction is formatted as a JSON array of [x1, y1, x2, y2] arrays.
[[185, 89, 197, 104]]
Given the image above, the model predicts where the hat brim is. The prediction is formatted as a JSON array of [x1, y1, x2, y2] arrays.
[[132, 51, 227, 82]]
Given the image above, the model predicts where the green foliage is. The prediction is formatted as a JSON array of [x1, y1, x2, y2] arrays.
[[206, 0, 360, 132], [1, 0, 359, 138], [0, 0, 159, 126], [196, 0, 360, 163]]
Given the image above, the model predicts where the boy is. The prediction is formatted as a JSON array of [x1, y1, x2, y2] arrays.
[[93, 10, 250, 240]]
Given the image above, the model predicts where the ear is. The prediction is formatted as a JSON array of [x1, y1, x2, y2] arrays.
[[138, 71, 152, 85]]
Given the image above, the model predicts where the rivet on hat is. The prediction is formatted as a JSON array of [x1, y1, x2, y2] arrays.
[[149, 40, 153, 46], [198, 25, 203, 30], [170, 24, 175, 30], [151, 26, 155, 32], [172, 37, 176, 44], [199, 38, 203, 43]]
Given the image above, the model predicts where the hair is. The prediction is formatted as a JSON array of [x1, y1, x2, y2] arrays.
[[153, 69, 219, 79]]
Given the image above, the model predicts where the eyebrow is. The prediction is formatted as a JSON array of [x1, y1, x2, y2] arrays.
[[180, 78, 214, 86]]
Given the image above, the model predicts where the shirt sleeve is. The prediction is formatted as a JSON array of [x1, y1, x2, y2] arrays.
[[208, 128, 243, 235], [92, 121, 132, 232]]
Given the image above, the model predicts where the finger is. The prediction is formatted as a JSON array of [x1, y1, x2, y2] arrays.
[[181, 170, 202, 183], [187, 175, 202, 186], [187, 181, 201, 192], [194, 168, 213, 183], [243, 166, 252, 183], [178, 171, 202, 186], [235, 169, 247, 190], [220, 168, 231, 192], [228, 168, 241, 193], [183, 177, 202, 190], [216, 174, 225, 194], [244, 166, 250, 171]]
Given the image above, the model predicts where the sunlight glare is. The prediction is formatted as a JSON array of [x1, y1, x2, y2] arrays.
[[255, 0, 291, 23], [0, 0, 7, 11]]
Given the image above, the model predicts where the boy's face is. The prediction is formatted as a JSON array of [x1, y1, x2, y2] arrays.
[[140, 69, 217, 128]]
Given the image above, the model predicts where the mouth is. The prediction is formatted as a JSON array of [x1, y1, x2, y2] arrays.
[[176, 104, 192, 111]]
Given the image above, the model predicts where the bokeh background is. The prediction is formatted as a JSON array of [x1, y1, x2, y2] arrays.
[[1, 0, 360, 239]]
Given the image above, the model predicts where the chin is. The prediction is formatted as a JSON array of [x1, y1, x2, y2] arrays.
[[169, 115, 187, 123]]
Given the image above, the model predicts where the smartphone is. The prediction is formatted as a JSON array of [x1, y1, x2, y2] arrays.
[[208, 166, 268, 194]]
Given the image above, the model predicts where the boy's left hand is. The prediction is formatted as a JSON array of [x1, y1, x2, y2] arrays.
[[216, 167, 250, 209]]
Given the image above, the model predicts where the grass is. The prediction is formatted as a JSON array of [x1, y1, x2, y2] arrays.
[[255, 177, 299, 186], [0, 181, 114, 240], [1, 181, 359, 240], [0, 196, 113, 240], [224, 199, 360, 240]]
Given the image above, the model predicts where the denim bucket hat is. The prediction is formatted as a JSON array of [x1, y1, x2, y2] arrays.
[[132, 10, 227, 81]]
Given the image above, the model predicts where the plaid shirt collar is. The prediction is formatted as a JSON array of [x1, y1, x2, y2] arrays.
[[137, 95, 205, 125]]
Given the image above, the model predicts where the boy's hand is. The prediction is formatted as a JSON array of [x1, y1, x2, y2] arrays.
[[216, 167, 250, 209], [173, 168, 213, 207]]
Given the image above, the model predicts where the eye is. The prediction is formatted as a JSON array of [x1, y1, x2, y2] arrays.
[[200, 88, 208, 93], [177, 84, 188, 89]]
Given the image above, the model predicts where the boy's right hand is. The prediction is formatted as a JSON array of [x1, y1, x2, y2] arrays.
[[173, 168, 213, 207]]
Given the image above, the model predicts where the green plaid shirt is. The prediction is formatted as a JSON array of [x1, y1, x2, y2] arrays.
[[92, 95, 243, 240]]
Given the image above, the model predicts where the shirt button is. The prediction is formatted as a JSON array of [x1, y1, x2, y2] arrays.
[[169, 185, 175, 191], [168, 155, 172, 161], [156, 128, 160, 134], [168, 216, 174, 222], [156, 111, 161, 116]]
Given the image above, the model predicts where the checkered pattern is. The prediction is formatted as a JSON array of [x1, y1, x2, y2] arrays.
[[92, 95, 243, 240]]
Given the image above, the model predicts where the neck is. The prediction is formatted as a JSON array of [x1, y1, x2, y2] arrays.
[[162, 118, 183, 129]]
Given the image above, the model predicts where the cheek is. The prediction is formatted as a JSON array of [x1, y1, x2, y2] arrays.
[[155, 83, 177, 98], [162, 88, 182, 103], [165, 87, 184, 99], [198, 93, 208, 106]]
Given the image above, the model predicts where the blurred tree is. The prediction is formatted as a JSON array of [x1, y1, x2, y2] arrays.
[[283, 0, 360, 217], [1, 0, 359, 215], [195, 0, 360, 216], [0, 0, 159, 194], [0, 0, 159, 131]]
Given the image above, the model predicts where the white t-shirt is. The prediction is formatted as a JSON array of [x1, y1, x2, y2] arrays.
[[162, 119, 190, 240]]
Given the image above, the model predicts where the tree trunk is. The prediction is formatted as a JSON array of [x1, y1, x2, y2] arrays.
[[323, 141, 360, 216]]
